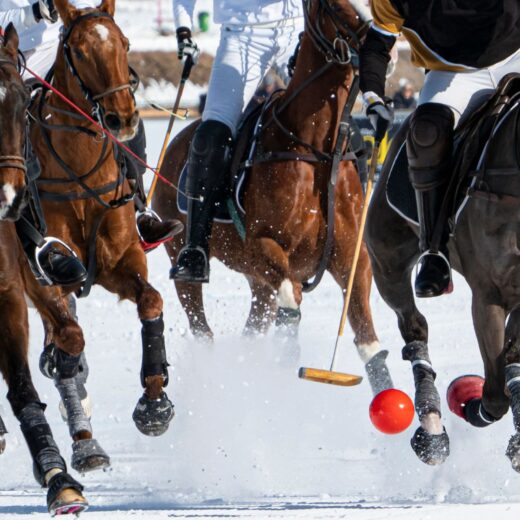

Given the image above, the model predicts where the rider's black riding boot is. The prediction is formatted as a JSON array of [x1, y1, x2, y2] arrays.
[[407, 103, 454, 298], [171, 120, 233, 283], [16, 141, 87, 287], [125, 119, 182, 245]]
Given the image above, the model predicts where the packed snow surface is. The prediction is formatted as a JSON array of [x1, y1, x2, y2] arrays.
[[1, 119, 520, 519]]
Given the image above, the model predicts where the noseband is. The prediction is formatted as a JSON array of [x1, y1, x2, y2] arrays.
[[60, 11, 139, 126], [302, 0, 365, 65]]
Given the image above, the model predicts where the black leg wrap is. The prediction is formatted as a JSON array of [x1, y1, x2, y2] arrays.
[[402, 341, 441, 419], [40, 344, 81, 380], [365, 350, 394, 396], [18, 403, 66, 486], [275, 307, 301, 338], [506, 363, 520, 431], [141, 314, 169, 388], [464, 399, 497, 428], [0, 415, 7, 436]]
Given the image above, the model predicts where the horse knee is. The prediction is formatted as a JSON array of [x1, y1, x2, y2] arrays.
[[55, 321, 84, 356], [137, 286, 163, 320]]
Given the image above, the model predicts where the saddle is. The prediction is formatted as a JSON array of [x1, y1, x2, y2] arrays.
[[177, 96, 368, 233], [386, 72, 520, 226]]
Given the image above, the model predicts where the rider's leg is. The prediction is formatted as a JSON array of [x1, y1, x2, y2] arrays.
[[171, 119, 233, 282], [407, 102, 454, 298], [124, 119, 183, 245], [16, 139, 87, 287], [171, 20, 303, 283]]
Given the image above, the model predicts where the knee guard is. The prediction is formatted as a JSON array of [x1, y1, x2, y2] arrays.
[[141, 314, 169, 388], [187, 120, 233, 199], [407, 103, 454, 190]]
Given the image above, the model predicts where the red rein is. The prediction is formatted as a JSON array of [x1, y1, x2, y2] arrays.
[[25, 65, 179, 193]]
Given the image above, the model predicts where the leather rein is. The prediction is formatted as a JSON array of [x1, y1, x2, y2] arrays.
[[247, 0, 368, 293]]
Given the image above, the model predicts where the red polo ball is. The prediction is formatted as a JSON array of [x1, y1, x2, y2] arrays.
[[369, 389, 414, 434]]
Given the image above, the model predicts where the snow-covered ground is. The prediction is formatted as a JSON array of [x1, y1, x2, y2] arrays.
[[1, 120, 520, 519]]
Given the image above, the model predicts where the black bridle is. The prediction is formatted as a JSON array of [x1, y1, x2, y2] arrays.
[[60, 11, 139, 127], [302, 0, 363, 65]]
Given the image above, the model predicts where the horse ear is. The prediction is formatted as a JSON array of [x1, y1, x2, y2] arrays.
[[54, 0, 80, 26], [3, 23, 19, 56], [98, 0, 115, 16]]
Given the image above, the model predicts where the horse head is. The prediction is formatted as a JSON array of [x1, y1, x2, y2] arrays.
[[0, 23, 29, 221], [302, 0, 370, 65], [54, 0, 139, 141]]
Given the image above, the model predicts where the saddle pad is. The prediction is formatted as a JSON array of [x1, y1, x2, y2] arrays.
[[386, 141, 418, 225], [176, 163, 247, 223]]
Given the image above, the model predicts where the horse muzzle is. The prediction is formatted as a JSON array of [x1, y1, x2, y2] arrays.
[[104, 110, 140, 142]]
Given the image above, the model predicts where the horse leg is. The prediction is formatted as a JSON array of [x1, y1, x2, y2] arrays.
[[165, 241, 214, 339], [498, 308, 520, 471], [0, 287, 87, 514], [329, 238, 393, 396], [243, 276, 277, 336], [0, 413, 5, 454], [24, 273, 110, 473], [366, 201, 449, 465], [100, 246, 174, 436]]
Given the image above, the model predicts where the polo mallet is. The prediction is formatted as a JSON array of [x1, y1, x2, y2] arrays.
[[146, 52, 196, 206], [299, 115, 390, 386]]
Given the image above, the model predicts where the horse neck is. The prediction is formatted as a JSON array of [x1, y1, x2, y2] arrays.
[[280, 34, 353, 154]]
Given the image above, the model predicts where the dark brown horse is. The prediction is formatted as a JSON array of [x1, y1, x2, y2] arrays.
[[153, 0, 392, 393], [29, 0, 173, 473], [366, 74, 520, 470], [0, 24, 88, 515]]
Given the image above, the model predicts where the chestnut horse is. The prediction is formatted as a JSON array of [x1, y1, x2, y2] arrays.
[[0, 24, 88, 515], [153, 0, 392, 393], [29, 0, 173, 473]]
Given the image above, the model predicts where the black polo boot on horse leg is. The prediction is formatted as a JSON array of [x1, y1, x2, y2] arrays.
[[407, 103, 454, 298], [0, 414, 6, 454], [402, 341, 450, 464], [171, 120, 233, 283], [124, 119, 183, 249], [16, 141, 87, 287], [132, 314, 174, 435]]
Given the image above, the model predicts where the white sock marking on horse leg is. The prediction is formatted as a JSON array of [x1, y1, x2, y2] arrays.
[[357, 341, 381, 364], [0, 87, 7, 102], [421, 412, 443, 435], [95, 24, 110, 42], [277, 279, 298, 309]]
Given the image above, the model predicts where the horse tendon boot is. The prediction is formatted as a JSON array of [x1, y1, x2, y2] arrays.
[[505, 363, 520, 471], [402, 341, 449, 465], [18, 402, 88, 515], [0, 414, 6, 454], [132, 314, 174, 436]]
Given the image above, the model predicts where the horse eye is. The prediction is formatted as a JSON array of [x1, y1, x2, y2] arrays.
[[74, 49, 84, 61]]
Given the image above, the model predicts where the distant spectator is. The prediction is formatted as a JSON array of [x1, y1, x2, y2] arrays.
[[393, 79, 417, 110]]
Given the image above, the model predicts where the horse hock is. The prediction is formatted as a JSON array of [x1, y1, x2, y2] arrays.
[[133, 314, 174, 436], [402, 341, 449, 465], [18, 402, 87, 513], [53, 349, 110, 473]]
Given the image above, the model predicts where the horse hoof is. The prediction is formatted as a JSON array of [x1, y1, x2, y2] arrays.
[[0, 435, 5, 454], [506, 433, 520, 472], [72, 438, 110, 473], [132, 392, 175, 436], [447, 375, 484, 420], [411, 426, 450, 465], [47, 471, 88, 516], [39, 343, 57, 379]]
